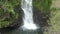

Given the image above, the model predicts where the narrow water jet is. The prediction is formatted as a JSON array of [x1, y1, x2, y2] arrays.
[[21, 0, 38, 30]]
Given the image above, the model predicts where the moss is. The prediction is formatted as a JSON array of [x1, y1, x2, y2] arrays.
[[0, 10, 19, 28], [0, 0, 20, 28], [33, 0, 52, 13], [45, 0, 60, 34], [0, 0, 21, 7], [33, 0, 60, 34]]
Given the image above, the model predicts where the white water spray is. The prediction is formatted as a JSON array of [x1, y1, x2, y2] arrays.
[[21, 0, 38, 30]]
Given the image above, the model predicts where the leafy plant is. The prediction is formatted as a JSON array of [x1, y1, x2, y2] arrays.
[[0, 0, 20, 28]]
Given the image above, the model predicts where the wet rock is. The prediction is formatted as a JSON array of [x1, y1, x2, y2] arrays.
[[0, 5, 50, 32], [33, 7, 50, 27]]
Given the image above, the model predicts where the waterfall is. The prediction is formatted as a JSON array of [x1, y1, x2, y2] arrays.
[[21, 0, 38, 30]]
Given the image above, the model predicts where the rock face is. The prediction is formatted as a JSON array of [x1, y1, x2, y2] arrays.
[[51, 0, 60, 8], [0, 8, 19, 29], [33, 7, 50, 27], [0, 5, 23, 31], [0, 5, 50, 32]]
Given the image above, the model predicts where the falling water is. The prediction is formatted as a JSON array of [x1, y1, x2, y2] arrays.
[[21, 0, 38, 30]]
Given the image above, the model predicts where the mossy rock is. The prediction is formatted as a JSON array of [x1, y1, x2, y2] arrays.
[[0, 0, 21, 28], [0, 8, 19, 28]]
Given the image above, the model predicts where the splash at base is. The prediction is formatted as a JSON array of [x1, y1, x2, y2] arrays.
[[21, 0, 38, 30]]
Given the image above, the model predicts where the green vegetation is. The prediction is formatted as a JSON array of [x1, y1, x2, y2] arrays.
[[33, 0, 60, 34], [33, 0, 52, 12], [0, 0, 60, 34], [0, 0, 21, 28]]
